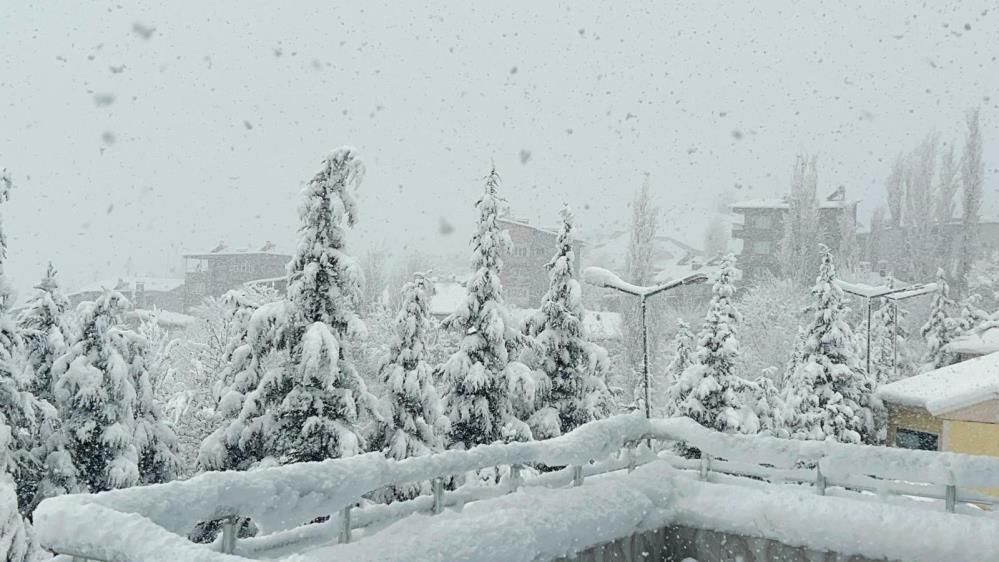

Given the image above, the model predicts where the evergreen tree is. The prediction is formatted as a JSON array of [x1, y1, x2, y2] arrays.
[[124, 320, 181, 484], [0, 475, 35, 562], [231, 147, 374, 464], [371, 272, 447, 463], [52, 290, 139, 492], [15, 266, 80, 512], [199, 289, 288, 472], [522, 206, 611, 438], [662, 319, 694, 416], [441, 168, 531, 448], [782, 247, 877, 444], [921, 269, 959, 370], [670, 255, 751, 434], [750, 376, 783, 436], [0, 169, 42, 557], [16, 263, 73, 406], [621, 177, 659, 402]]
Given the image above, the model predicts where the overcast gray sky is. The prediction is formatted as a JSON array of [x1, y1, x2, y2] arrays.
[[2, 1, 998, 297]]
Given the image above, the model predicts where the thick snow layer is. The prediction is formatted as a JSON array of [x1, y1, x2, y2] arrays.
[[429, 281, 467, 317], [297, 461, 999, 562], [35, 414, 999, 561], [730, 197, 857, 210], [509, 307, 623, 341], [945, 328, 999, 356], [582, 267, 707, 297], [876, 351, 999, 415]]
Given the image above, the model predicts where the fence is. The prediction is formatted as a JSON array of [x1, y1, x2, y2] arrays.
[[35, 415, 999, 561]]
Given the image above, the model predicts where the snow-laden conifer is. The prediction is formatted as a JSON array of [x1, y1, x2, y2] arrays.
[[229, 148, 375, 464], [661, 319, 694, 416], [371, 272, 447, 461], [522, 206, 610, 438], [16, 263, 73, 406], [441, 168, 532, 448], [52, 290, 139, 492], [782, 247, 877, 444], [921, 269, 960, 370], [669, 254, 751, 435]]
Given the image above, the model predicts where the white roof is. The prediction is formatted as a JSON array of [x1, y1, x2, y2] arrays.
[[945, 328, 999, 356], [71, 277, 185, 295], [430, 281, 467, 317], [876, 351, 999, 415], [730, 198, 858, 210], [126, 309, 197, 328]]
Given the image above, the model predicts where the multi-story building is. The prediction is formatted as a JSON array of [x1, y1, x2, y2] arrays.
[[731, 188, 858, 281], [183, 242, 291, 309], [498, 217, 582, 309], [68, 277, 186, 312]]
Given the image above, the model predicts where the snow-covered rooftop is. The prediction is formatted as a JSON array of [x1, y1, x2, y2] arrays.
[[126, 309, 197, 328], [70, 277, 185, 296], [184, 241, 291, 257], [876, 351, 999, 415], [730, 197, 859, 210], [430, 281, 467, 317], [945, 328, 999, 357]]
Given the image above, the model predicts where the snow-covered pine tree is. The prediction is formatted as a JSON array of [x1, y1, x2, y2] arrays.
[[370, 271, 447, 467], [0, 474, 36, 562], [234, 147, 374, 464], [522, 206, 611, 438], [921, 269, 960, 370], [0, 169, 41, 557], [782, 246, 877, 444], [661, 319, 694, 417], [197, 291, 286, 471], [442, 168, 532, 448], [15, 265, 81, 512], [750, 375, 783, 436], [16, 263, 73, 406], [123, 319, 181, 484], [52, 290, 140, 492], [670, 254, 752, 435]]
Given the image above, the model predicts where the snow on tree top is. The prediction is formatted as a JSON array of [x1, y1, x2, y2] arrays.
[[876, 351, 999, 415]]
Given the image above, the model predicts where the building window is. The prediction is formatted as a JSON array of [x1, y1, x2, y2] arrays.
[[533, 247, 548, 257], [513, 246, 528, 257], [895, 428, 938, 451], [752, 215, 772, 229], [751, 240, 773, 255]]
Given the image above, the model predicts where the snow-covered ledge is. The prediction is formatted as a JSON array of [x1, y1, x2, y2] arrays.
[[35, 415, 999, 562]]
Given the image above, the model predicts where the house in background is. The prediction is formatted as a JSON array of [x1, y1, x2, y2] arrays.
[[877, 352, 999, 462], [499, 217, 582, 309], [730, 187, 858, 281], [68, 277, 186, 313], [183, 242, 291, 310]]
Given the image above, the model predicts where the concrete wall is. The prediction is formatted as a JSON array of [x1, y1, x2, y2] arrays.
[[558, 525, 889, 562]]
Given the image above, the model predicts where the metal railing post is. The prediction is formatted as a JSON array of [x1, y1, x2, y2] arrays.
[[815, 464, 827, 496], [432, 477, 444, 514], [221, 516, 237, 554], [699, 453, 711, 481], [572, 465, 584, 487], [510, 464, 523, 492], [339, 505, 352, 543], [945, 484, 957, 513]]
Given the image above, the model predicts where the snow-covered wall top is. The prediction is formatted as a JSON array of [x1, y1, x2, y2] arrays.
[[35, 414, 999, 562]]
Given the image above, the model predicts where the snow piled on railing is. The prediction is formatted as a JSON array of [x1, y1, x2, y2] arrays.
[[34, 414, 999, 562]]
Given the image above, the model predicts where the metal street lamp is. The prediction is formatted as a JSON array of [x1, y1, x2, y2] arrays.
[[835, 279, 937, 377], [583, 267, 709, 419]]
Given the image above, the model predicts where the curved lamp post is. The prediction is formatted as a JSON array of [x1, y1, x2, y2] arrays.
[[583, 266, 709, 419]]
